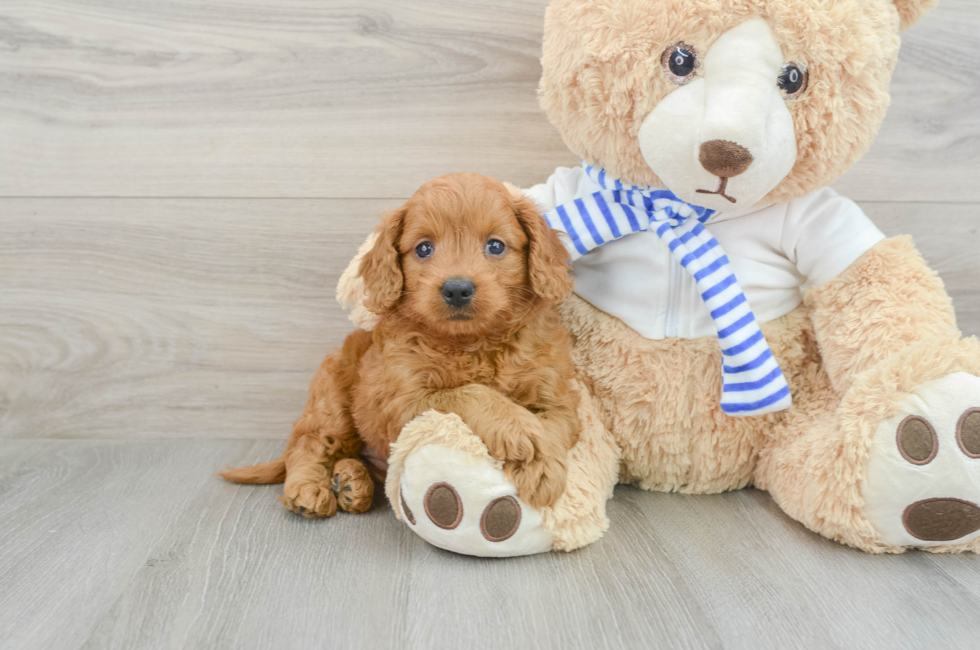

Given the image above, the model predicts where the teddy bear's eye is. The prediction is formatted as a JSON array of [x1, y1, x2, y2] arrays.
[[778, 63, 809, 100], [661, 42, 699, 85]]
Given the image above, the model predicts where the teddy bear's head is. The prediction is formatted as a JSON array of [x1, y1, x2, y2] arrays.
[[539, 0, 935, 211]]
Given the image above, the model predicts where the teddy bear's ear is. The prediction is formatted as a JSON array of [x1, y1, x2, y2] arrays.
[[893, 0, 938, 30], [359, 205, 407, 315], [336, 230, 382, 331]]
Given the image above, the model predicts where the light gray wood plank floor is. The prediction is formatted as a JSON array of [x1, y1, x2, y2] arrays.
[[2, 438, 979, 650], [3, 0, 980, 648]]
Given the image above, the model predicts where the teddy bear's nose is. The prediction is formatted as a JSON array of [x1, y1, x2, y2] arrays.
[[699, 139, 754, 178]]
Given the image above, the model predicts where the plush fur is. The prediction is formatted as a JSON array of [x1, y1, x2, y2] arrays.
[[222, 173, 581, 513], [806, 236, 958, 395], [893, 0, 939, 30]]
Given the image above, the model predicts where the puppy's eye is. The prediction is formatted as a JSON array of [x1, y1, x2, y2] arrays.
[[415, 241, 434, 259], [778, 63, 808, 100], [661, 42, 699, 84], [485, 239, 506, 256]]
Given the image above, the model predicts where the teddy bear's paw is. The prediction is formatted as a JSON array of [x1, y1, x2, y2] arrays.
[[396, 443, 554, 557], [864, 372, 980, 550]]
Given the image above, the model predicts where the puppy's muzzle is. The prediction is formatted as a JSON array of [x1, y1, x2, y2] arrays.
[[441, 277, 475, 308]]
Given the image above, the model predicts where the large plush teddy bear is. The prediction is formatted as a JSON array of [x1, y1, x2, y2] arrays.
[[338, 0, 980, 557]]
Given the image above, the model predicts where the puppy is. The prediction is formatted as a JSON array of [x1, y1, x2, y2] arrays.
[[221, 172, 579, 517]]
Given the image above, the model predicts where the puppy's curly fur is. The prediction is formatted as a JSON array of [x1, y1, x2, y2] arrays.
[[221, 172, 580, 516]]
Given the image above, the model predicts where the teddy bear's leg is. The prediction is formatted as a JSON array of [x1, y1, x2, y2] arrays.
[[757, 237, 980, 552], [757, 337, 980, 553], [753, 357, 876, 549], [386, 382, 619, 556]]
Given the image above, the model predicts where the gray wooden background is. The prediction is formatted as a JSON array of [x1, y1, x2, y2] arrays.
[[2, 1, 979, 649]]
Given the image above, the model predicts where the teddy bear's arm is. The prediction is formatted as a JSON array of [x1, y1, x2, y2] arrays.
[[381, 383, 567, 508], [804, 236, 959, 395]]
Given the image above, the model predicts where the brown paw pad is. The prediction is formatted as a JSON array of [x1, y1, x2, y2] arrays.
[[896, 415, 938, 465], [424, 482, 462, 530], [480, 496, 521, 542], [903, 498, 980, 542], [957, 408, 980, 458]]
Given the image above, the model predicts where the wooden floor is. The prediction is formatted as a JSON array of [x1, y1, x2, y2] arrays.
[[2, 1, 980, 648]]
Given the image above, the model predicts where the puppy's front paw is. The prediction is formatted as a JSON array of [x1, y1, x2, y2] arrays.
[[482, 430, 536, 464], [280, 478, 338, 518], [332, 458, 374, 514], [505, 455, 568, 509]]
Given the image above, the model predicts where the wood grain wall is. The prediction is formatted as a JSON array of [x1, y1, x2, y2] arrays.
[[2, 0, 978, 440]]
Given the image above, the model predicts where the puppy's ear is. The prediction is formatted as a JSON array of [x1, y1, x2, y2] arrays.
[[359, 205, 406, 315], [512, 193, 573, 303]]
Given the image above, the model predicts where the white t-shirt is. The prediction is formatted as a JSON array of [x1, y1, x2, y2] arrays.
[[525, 166, 885, 340]]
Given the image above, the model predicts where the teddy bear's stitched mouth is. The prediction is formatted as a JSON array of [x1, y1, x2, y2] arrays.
[[696, 176, 738, 203]]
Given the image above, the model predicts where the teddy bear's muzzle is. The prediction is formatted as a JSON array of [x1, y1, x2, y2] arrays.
[[637, 18, 798, 211]]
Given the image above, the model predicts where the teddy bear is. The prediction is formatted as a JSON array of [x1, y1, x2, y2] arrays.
[[337, 0, 980, 557]]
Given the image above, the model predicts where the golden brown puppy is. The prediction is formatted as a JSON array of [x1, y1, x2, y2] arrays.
[[221, 172, 579, 518]]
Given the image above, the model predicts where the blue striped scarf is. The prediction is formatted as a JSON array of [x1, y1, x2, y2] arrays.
[[543, 164, 792, 417]]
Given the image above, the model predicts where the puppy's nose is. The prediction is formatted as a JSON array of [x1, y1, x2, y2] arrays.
[[699, 139, 754, 178], [441, 278, 475, 308]]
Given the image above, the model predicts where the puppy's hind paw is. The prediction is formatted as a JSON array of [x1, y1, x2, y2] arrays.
[[280, 478, 338, 519], [332, 458, 374, 514]]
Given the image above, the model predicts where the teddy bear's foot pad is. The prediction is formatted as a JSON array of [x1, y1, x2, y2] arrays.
[[865, 373, 980, 548], [412, 482, 522, 541], [397, 444, 553, 557]]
